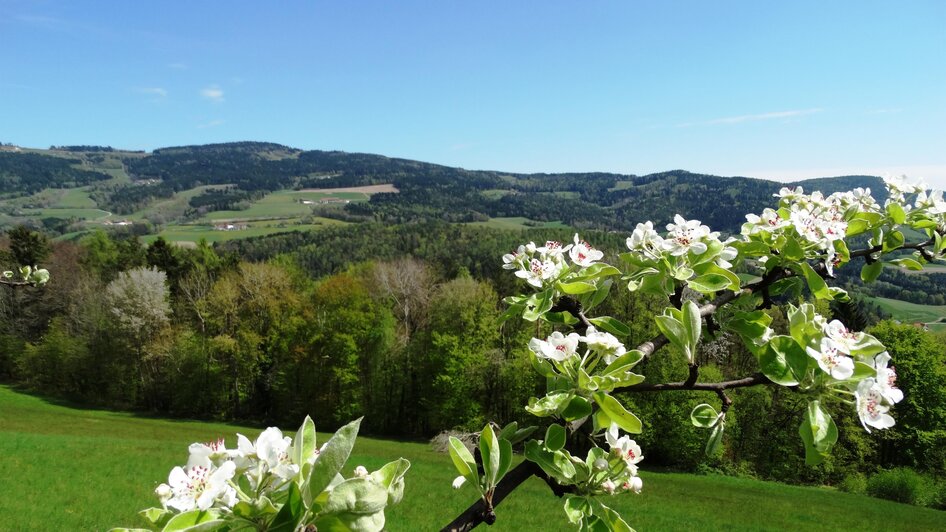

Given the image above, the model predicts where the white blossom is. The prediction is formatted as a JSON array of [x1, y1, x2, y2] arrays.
[[805, 337, 854, 380], [569, 234, 603, 266], [663, 215, 711, 256], [529, 331, 580, 362], [874, 352, 904, 404], [166, 461, 237, 512], [581, 326, 626, 364], [856, 379, 896, 432]]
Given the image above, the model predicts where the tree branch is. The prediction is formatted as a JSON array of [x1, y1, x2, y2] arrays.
[[441, 461, 564, 532], [616, 372, 771, 394]]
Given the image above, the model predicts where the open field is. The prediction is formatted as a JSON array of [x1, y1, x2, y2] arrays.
[[299, 183, 398, 194], [2, 385, 941, 531], [866, 296, 946, 331], [144, 217, 347, 244], [201, 187, 382, 222], [467, 216, 570, 230]]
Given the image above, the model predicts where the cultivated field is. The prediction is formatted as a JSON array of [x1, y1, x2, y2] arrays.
[[866, 296, 946, 331], [1, 386, 941, 531]]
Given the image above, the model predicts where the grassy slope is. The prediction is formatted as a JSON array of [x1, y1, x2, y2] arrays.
[[0, 386, 941, 531], [865, 296, 946, 331]]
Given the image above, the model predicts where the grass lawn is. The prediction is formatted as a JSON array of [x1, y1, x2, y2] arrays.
[[201, 190, 370, 222], [468, 217, 570, 230], [144, 217, 347, 244], [1, 385, 942, 531], [865, 296, 946, 330]]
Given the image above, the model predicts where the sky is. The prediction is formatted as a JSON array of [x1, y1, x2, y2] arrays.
[[2, 1, 945, 187]]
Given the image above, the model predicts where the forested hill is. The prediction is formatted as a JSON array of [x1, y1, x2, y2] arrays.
[[0, 141, 885, 233]]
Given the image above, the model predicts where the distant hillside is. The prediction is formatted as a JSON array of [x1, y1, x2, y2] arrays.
[[0, 141, 886, 233]]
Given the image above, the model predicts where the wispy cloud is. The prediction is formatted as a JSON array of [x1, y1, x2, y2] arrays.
[[867, 108, 902, 115], [137, 87, 168, 99], [197, 119, 225, 129], [200, 85, 224, 103], [678, 108, 823, 127]]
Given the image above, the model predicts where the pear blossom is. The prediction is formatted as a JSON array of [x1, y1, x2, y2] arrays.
[[515, 257, 562, 288], [626, 221, 665, 258], [774, 186, 804, 202], [452, 475, 466, 489], [663, 215, 711, 256], [501, 245, 528, 270], [255, 427, 299, 480], [805, 337, 854, 380], [856, 379, 896, 432], [538, 240, 571, 259], [187, 437, 232, 468], [600, 479, 617, 494], [166, 461, 237, 512], [915, 189, 946, 215], [623, 476, 643, 494], [155, 483, 172, 508], [605, 424, 643, 467], [874, 352, 904, 404], [569, 234, 603, 266], [529, 331, 580, 362], [581, 326, 626, 364], [743, 208, 789, 235], [823, 320, 864, 355], [715, 238, 739, 269]]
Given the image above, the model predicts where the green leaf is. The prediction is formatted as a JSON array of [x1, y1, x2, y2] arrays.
[[688, 273, 730, 293], [160, 510, 223, 532], [305, 417, 362, 505], [860, 261, 883, 283], [588, 316, 631, 337], [761, 336, 808, 385], [580, 263, 622, 279], [582, 278, 613, 311], [850, 361, 875, 381], [545, 424, 567, 452], [604, 350, 645, 373], [850, 333, 886, 358], [523, 289, 554, 321], [591, 500, 635, 532], [593, 392, 642, 434], [883, 230, 905, 252], [321, 477, 389, 516], [497, 438, 514, 481], [269, 482, 304, 532], [887, 202, 906, 224], [799, 262, 832, 300], [524, 440, 576, 481], [705, 419, 725, 456], [369, 458, 411, 506], [798, 400, 838, 465], [560, 395, 593, 421], [479, 424, 502, 488], [891, 258, 923, 271], [526, 392, 573, 418], [139, 508, 172, 526], [682, 300, 701, 360], [542, 311, 580, 326], [557, 280, 598, 295], [448, 437, 479, 488], [690, 403, 720, 428], [782, 235, 805, 261], [563, 496, 590, 525], [293, 415, 317, 471], [655, 314, 687, 353]]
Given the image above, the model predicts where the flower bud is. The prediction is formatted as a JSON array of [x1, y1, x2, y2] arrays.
[[593, 458, 609, 471], [452, 475, 466, 489], [354, 465, 369, 478], [155, 483, 172, 506]]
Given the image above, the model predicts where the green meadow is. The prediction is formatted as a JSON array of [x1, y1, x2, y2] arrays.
[[866, 296, 946, 330], [1, 385, 942, 531], [468, 217, 570, 230], [144, 217, 348, 244], [201, 190, 370, 222]]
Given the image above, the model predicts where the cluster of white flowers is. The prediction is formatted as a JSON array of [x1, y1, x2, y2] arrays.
[[802, 317, 903, 432], [627, 215, 726, 259], [529, 325, 626, 366], [154, 427, 333, 513], [600, 424, 643, 495], [503, 234, 603, 288]]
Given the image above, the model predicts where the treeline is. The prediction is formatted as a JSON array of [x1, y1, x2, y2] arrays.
[[0, 152, 111, 195], [835, 264, 946, 306], [3, 225, 945, 487]]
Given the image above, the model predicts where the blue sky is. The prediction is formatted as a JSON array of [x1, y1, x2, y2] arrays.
[[2, 1, 944, 187]]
